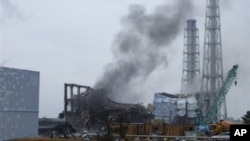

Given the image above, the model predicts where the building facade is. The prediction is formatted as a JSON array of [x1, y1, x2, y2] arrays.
[[153, 93, 198, 124], [0, 67, 39, 141]]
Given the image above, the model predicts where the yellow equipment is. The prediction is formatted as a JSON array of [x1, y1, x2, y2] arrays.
[[211, 120, 231, 135]]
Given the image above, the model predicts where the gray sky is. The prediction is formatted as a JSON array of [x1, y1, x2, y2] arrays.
[[0, 0, 249, 119]]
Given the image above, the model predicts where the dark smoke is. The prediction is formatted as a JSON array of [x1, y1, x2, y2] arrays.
[[95, 0, 194, 103]]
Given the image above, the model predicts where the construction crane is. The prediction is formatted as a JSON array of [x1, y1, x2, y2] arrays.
[[196, 65, 239, 134]]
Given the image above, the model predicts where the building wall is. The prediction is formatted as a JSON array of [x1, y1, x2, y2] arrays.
[[153, 93, 177, 124], [0, 67, 39, 141], [153, 93, 198, 124]]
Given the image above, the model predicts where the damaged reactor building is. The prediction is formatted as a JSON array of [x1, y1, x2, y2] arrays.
[[62, 83, 153, 130]]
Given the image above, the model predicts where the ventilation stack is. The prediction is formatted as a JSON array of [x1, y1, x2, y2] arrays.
[[181, 19, 200, 94], [201, 0, 225, 121]]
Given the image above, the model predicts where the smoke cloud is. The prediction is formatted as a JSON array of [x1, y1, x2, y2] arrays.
[[0, 0, 23, 22], [95, 0, 194, 103], [221, 0, 232, 9]]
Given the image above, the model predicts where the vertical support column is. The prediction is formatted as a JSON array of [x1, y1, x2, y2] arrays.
[[64, 83, 68, 124], [70, 85, 74, 113], [78, 87, 81, 96]]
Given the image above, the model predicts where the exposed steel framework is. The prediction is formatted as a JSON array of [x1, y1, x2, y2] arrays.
[[181, 19, 200, 94], [201, 0, 225, 121], [64, 83, 92, 127]]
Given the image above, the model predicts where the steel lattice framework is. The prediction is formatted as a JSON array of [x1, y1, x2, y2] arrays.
[[201, 0, 225, 121], [181, 19, 200, 94]]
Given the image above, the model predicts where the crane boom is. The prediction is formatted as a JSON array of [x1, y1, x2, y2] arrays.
[[199, 64, 239, 125]]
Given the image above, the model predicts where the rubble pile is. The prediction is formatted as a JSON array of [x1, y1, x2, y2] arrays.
[[65, 88, 152, 130]]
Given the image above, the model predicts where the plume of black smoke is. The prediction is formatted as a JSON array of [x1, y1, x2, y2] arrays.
[[95, 0, 194, 103]]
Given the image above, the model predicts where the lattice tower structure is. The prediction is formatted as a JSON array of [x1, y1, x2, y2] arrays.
[[201, 0, 225, 121], [181, 19, 200, 94]]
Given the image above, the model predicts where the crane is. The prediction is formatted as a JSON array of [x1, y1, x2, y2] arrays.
[[195, 65, 239, 134]]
